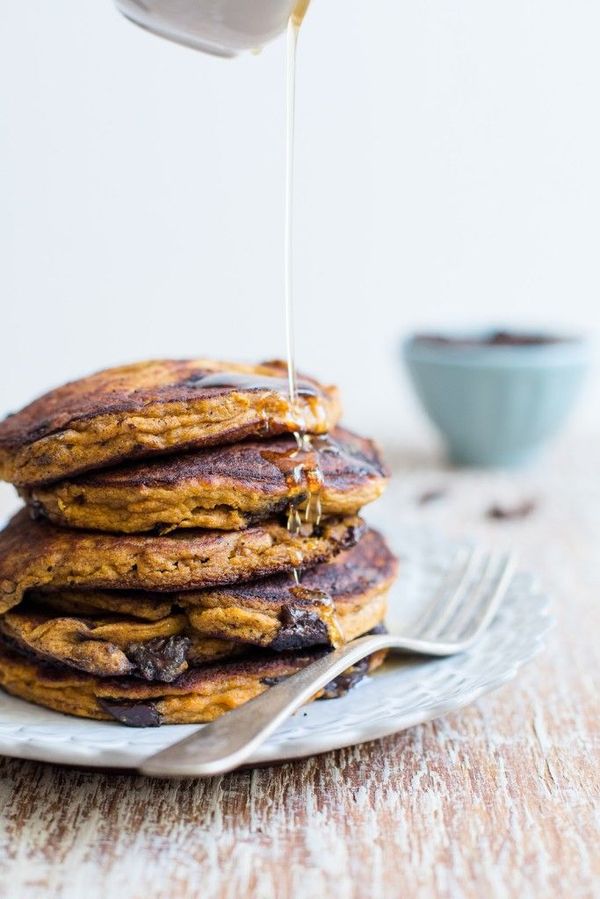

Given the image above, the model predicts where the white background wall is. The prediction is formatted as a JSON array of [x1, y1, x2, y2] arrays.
[[1, 0, 598, 443]]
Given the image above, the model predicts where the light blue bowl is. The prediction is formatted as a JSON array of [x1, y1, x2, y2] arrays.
[[403, 331, 590, 467]]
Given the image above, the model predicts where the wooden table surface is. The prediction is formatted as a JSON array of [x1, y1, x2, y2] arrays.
[[0, 436, 598, 899]]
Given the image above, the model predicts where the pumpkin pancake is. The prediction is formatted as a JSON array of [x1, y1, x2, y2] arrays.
[[26, 589, 177, 622], [179, 529, 397, 649], [0, 632, 387, 726], [22, 531, 397, 660], [0, 508, 364, 615], [23, 427, 388, 533], [3, 531, 395, 677], [0, 608, 241, 680], [0, 358, 341, 487]]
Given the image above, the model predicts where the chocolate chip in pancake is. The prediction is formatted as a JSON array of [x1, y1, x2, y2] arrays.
[[180, 529, 397, 648], [3, 531, 395, 675], [0, 632, 387, 726], [0, 608, 239, 680]]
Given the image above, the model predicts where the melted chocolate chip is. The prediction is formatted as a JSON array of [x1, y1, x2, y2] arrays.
[[338, 520, 365, 550], [126, 636, 191, 683], [270, 606, 332, 652], [319, 657, 371, 700], [98, 698, 161, 728]]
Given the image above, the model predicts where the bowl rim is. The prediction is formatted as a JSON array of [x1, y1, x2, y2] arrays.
[[402, 329, 591, 369]]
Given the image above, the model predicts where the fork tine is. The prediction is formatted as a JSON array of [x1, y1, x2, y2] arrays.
[[414, 546, 481, 640], [435, 551, 498, 640], [442, 552, 515, 644], [453, 552, 516, 643], [410, 546, 473, 635]]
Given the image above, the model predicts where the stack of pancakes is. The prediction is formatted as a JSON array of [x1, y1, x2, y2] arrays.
[[0, 359, 396, 727]]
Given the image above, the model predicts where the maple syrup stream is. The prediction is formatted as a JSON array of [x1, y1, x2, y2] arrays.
[[283, 2, 326, 584]]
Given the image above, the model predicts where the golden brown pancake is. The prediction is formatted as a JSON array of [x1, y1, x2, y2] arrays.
[[0, 359, 341, 487], [0, 634, 387, 726], [26, 589, 177, 622], [179, 529, 397, 649], [0, 508, 364, 615], [0, 609, 241, 680], [0, 531, 396, 679], [23, 427, 388, 533], [0, 607, 235, 680]]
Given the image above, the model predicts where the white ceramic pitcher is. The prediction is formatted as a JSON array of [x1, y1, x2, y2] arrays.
[[114, 0, 306, 56]]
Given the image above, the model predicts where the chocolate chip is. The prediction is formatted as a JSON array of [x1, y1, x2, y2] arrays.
[[319, 657, 371, 700], [417, 488, 447, 505], [28, 501, 44, 520], [339, 521, 365, 550], [261, 675, 286, 687], [98, 698, 161, 728], [487, 500, 537, 521], [126, 635, 191, 683], [270, 606, 331, 652]]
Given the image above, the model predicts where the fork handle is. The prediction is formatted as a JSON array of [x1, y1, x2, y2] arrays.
[[139, 633, 391, 778]]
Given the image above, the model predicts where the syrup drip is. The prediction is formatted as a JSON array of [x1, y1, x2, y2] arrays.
[[284, 12, 300, 406], [284, 0, 315, 408], [283, 0, 323, 585], [284, 434, 326, 583], [291, 0, 312, 28], [263, 437, 325, 585]]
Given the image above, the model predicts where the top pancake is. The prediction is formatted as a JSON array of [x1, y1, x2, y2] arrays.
[[0, 358, 341, 486], [23, 427, 388, 533]]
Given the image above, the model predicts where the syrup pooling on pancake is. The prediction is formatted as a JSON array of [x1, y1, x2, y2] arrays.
[[0, 359, 340, 487], [181, 369, 319, 441], [22, 427, 387, 534], [268, 435, 326, 582], [273, 436, 350, 583], [183, 371, 317, 396], [180, 370, 320, 424], [261, 434, 327, 527]]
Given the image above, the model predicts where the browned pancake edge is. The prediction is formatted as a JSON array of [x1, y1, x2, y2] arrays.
[[0, 359, 341, 486]]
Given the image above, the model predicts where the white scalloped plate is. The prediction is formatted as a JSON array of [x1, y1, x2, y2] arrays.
[[0, 526, 551, 771]]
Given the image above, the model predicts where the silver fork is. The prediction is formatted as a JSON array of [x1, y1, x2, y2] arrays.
[[140, 548, 515, 778]]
